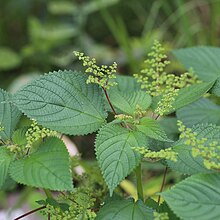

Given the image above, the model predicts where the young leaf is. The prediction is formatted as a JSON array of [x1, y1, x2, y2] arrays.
[[173, 47, 220, 81], [96, 198, 154, 220], [95, 124, 146, 195], [136, 117, 173, 142], [177, 98, 220, 127], [12, 127, 28, 146], [109, 90, 152, 115], [9, 137, 73, 191], [0, 147, 14, 188], [161, 173, 220, 220], [0, 89, 21, 141], [13, 70, 107, 135], [167, 124, 220, 174]]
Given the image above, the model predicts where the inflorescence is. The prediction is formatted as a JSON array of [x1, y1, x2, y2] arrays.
[[74, 51, 117, 89], [177, 120, 220, 170], [134, 40, 200, 115]]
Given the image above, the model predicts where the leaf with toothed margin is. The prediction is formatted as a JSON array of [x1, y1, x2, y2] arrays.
[[95, 124, 147, 196], [0, 147, 14, 189], [161, 173, 220, 220], [9, 137, 73, 191], [0, 89, 21, 141], [96, 198, 154, 220], [136, 117, 173, 142], [12, 70, 107, 135], [167, 124, 220, 174]]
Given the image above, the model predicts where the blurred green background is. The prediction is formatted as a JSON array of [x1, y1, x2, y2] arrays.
[[0, 0, 220, 219], [1, 0, 220, 90]]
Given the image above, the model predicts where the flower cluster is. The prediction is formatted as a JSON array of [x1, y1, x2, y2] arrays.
[[134, 40, 200, 115], [74, 51, 117, 89], [177, 121, 220, 170], [132, 147, 177, 162], [43, 191, 96, 220], [26, 120, 58, 148], [153, 211, 169, 220]]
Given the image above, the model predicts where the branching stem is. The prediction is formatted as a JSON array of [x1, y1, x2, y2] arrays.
[[158, 166, 168, 204], [14, 205, 46, 220]]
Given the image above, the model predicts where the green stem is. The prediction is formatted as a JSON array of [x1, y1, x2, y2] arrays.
[[135, 163, 144, 201], [43, 189, 53, 199]]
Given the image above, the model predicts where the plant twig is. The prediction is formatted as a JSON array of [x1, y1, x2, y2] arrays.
[[14, 205, 46, 220], [103, 88, 117, 115], [158, 166, 168, 204]]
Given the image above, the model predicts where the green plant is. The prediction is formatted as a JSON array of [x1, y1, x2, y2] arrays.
[[1, 40, 220, 220]]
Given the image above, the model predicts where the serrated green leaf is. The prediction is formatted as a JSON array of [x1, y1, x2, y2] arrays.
[[95, 124, 146, 195], [172, 81, 214, 111], [96, 198, 154, 220], [211, 76, 220, 96], [109, 90, 152, 115], [12, 127, 28, 145], [13, 70, 107, 135], [167, 124, 220, 174], [0, 147, 14, 188], [136, 117, 173, 142], [173, 47, 220, 81], [0, 89, 21, 141], [9, 137, 73, 191], [177, 98, 220, 127], [161, 173, 220, 220]]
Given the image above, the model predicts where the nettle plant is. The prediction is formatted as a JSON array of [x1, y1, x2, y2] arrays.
[[1, 41, 220, 220]]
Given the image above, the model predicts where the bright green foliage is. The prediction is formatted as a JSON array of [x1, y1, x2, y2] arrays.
[[95, 124, 146, 195], [177, 98, 220, 127], [0, 147, 14, 188], [13, 70, 107, 135], [9, 137, 73, 191], [161, 173, 220, 220], [74, 51, 117, 89], [173, 46, 220, 82], [0, 89, 21, 142], [109, 90, 152, 115], [136, 117, 172, 142], [153, 212, 169, 220], [96, 198, 154, 220], [12, 127, 28, 146], [133, 147, 177, 162]]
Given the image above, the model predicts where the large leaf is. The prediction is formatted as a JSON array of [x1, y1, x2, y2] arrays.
[[167, 124, 220, 174], [136, 117, 172, 142], [161, 173, 220, 220], [0, 89, 21, 141], [172, 81, 214, 111], [0, 147, 14, 188], [95, 124, 146, 195], [109, 90, 152, 115], [9, 137, 73, 191], [173, 47, 220, 81], [13, 70, 107, 135], [96, 198, 154, 220], [177, 98, 220, 127]]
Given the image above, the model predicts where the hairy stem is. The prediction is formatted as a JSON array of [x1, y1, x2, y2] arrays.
[[158, 166, 168, 204], [103, 88, 117, 115], [135, 163, 144, 201], [14, 205, 46, 220]]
